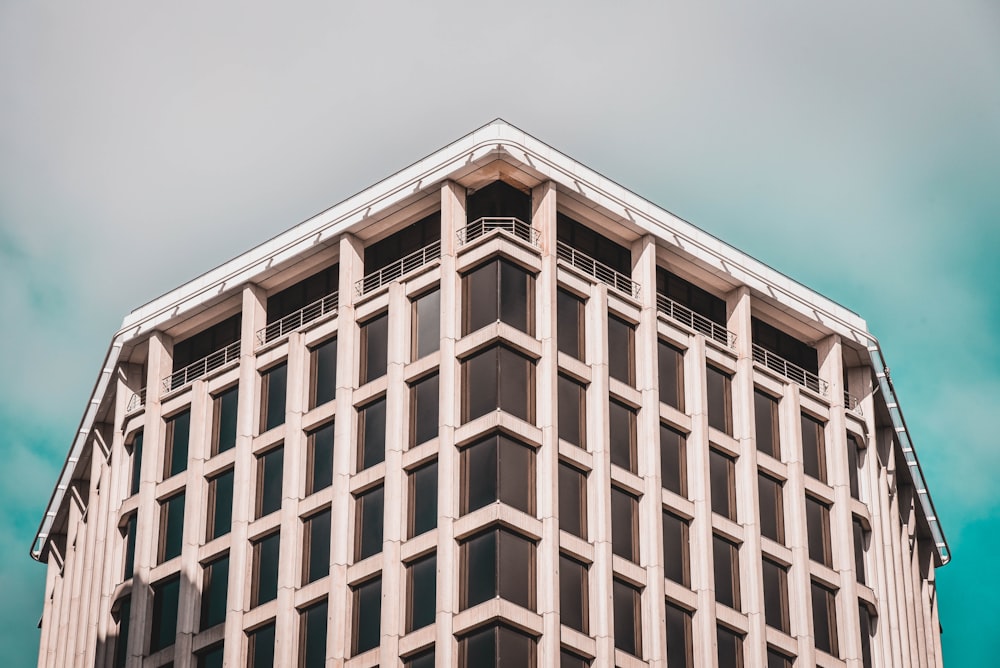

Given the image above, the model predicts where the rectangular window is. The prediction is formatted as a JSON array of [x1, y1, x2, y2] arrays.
[[607, 314, 635, 386], [150, 575, 180, 652], [299, 599, 327, 668], [256, 446, 284, 518], [709, 448, 736, 520], [249, 621, 275, 668], [609, 399, 637, 473], [207, 468, 234, 540], [458, 623, 536, 668], [662, 510, 690, 587], [360, 312, 389, 384], [461, 527, 535, 610], [355, 484, 384, 561], [713, 534, 740, 609], [200, 553, 229, 630], [812, 580, 839, 657], [128, 430, 143, 496], [660, 423, 687, 497], [853, 517, 868, 584], [560, 649, 590, 668], [767, 648, 794, 668], [557, 288, 585, 360], [462, 344, 535, 424], [754, 389, 779, 458], [611, 486, 639, 562], [412, 288, 440, 360], [717, 626, 744, 667], [252, 532, 280, 607], [558, 463, 587, 539], [302, 508, 331, 585], [358, 397, 386, 471], [463, 258, 534, 335], [613, 578, 641, 657], [461, 433, 534, 516], [352, 577, 382, 655], [859, 604, 875, 668], [706, 365, 732, 435], [212, 386, 239, 455], [762, 558, 790, 633], [305, 422, 334, 495], [260, 363, 287, 432], [112, 596, 131, 668], [658, 339, 685, 410], [408, 460, 437, 538], [196, 643, 224, 668], [266, 263, 338, 332], [410, 373, 439, 447], [310, 337, 337, 409], [557, 374, 586, 448], [559, 553, 589, 633], [406, 648, 435, 668], [406, 553, 437, 632], [806, 495, 833, 567], [158, 492, 185, 563], [665, 602, 693, 668], [801, 413, 827, 482], [847, 433, 863, 500], [163, 410, 191, 478], [122, 513, 137, 581], [758, 473, 785, 544]]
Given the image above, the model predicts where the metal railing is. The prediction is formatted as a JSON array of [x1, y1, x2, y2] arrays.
[[656, 293, 736, 348], [355, 240, 441, 297], [556, 241, 639, 299], [257, 291, 339, 346], [162, 341, 241, 392], [125, 387, 146, 414], [752, 343, 828, 395], [456, 217, 540, 247], [844, 390, 863, 416]]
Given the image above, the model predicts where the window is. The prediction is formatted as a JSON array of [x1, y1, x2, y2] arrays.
[[801, 413, 827, 482], [405, 649, 435, 668], [128, 430, 143, 496], [611, 486, 639, 562], [150, 575, 180, 652], [265, 264, 339, 334], [656, 267, 727, 327], [310, 337, 337, 409], [558, 463, 587, 539], [206, 468, 234, 540], [462, 345, 535, 424], [752, 317, 819, 376], [717, 626, 744, 667], [859, 604, 876, 668], [662, 510, 690, 587], [252, 532, 280, 607], [364, 212, 440, 275], [660, 423, 687, 497], [305, 422, 334, 495], [461, 527, 535, 610], [163, 409, 191, 478], [806, 496, 833, 567], [461, 433, 534, 515], [249, 622, 275, 668], [200, 553, 229, 630], [463, 258, 534, 335], [558, 213, 632, 276], [557, 374, 586, 448], [212, 386, 238, 455], [467, 180, 532, 226], [355, 485, 384, 561], [762, 558, 789, 633], [412, 288, 440, 360], [560, 649, 591, 668], [302, 509, 331, 585], [559, 553, 588, 633], [360, 312, 388, 384], [256, 446, 284, 518], [613, 578, 641, 656], [853, 517, 868, 584], [458, 623, 536, 668], [758, 473, 785, 544], [658, 339, 685, 410], [408, 461, 437, 537], [709, 448, 736, 520], [299, 599, 327, 668], [713, 534, 740, 609], [406, 553, 436, 632], [557, 288, 585, 360], [352, 577, 382, 655], [122, 513, 137, 581], [112, 596, 131, 668], [609, 399, 637, 472], [410, 373, 439, 447], [754, 389, 779, 459], [811, 580, 839, 657], [196, 643, 224, 668], [607, 314, 635, 385], [847, 433, 863, 500], [172, 314, 241, 377], [358, 397, 386, 470], [260, 363, 287, 432], [767, 648, 794, 668], [706, 365, 732, 435], [158, 491, 185, 563], [665, 602, 693, 668]]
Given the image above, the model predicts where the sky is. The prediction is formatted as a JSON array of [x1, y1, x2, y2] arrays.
[[1, 1, 998, 665]]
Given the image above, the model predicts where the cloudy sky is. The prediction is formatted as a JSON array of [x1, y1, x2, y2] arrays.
[[2, 1, 998, 665]]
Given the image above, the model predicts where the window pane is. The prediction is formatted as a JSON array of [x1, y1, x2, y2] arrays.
[[262, 364, 287, 432], [463, 434, 533, 515], [847, 433, 862, 500], [609, 399, 636, 472], [123, 514, 137, 580], [762, 558, 789, 633], [717, 626, 744, 667], [706, 366, 731, 435], [801, 414, 826, 482], [165, 410, 190, 477], [160, 492, 185, 562], [356, 485, 384, 561], [767, 648, 794, 668], [557, 374, 586, 448], [811, 581, 839, 657], [249, 622, 275, 668], [463, 436, 498, 514], [307, 422, 334, 495], [658, 340, 684, 410], [464, 260, 499, 335], [665, 602, 693, 668], [806, 496, 832, 567], [498, 435, 533, 514], [257, 447, 284, 518], [413, 288, 440, 360], [558, 463, 587, 539], [464, 346, 498, 422], [129, 431, 143, 496], [498, 346, 532, 422], [612, 579, 641, 656], [754, 390, 779, 458], [462, 531, 497, 609], [405, 649, 435, 668], [461, 625, 495, 667], [196, 644, 224, 668], [359, 398, 386, 470], [353, 578, 382, 655], [407, 554, 437, 632], [859, 604, 875, 668], [758, 473, 784, 544], [560, 649, 590, 668], [253, 532, 280, 606], [360, 313, 388, 384], [304, 509, 331, 584], [201, 554, 229, 630], [150, 575, 180, 651], [557, 288, 584, 360], [607, 315, 635, 385], [301, 599, 328, 668], [311, 338, 337, 408], [498, 530, 534, 609], [113, 596, 131, 668], [709, 449, 736, 520], [853, 518, 868, 584], [713, 535, 740, 609], [208, 469, 234, 540], [660, 424, 687, 497], [499, 259, 532, 333], [411, 373, 439, 447], [662, 511, 690, 587], [611, 487, 638, 562], [560, 554, 588, 633], [213, 386, 238, 454], [409, 461, 438, 537], [497, 625, 535, 667]]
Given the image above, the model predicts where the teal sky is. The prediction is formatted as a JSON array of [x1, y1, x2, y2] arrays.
[[2, 1, 998, 665]]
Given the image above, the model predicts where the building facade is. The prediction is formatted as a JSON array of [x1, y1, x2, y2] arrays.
[[32, 121, 948, 668]]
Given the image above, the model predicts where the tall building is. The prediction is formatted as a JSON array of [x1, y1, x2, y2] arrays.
[[31, 120, 949, 668]]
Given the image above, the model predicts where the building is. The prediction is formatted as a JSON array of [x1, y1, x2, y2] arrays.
[[31, 120, 949, 668]]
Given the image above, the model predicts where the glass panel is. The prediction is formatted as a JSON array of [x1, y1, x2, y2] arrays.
[[558, 463, 586, 539], [660, 424, 687, 497], [847, 433, 862, 500], [463, 531, 497, 609], [665, 602, 693, 668], [353, 578, 382, 655], [360, 313, 388, 383], [560, 650, 590, 668], [407, 554, 436, 632], [409, 461, 438, 537], [498, 346, 532, 422], [161, 492, 185, 562], [312, 338, 337, 408], [811, 581, 839, 657], [499, 259, 532, 334], [706, 366, 731, 435], [758, 473, 784, 544], [713, 535, 739, 609], [607, 315, 634, 385], [557, 288, 584, 360], [254, 532, 280, 606], [257, 447, 284, 518], [359, 398, 386, 470], [658, 340, 684, 410], [356, 485, 384, 561], [411, 373, 439, 447], [249, 622, 275, 668], [609, 399, 636, 472], [307, 422, 334, 495], [214, 386, 238, 454], [461, 625, 495, 668], [123, 514, 137, 580], [363, 212, 439, 274], [172, 314, 241, 370], [301, 599, 328, 668], [498, 530, 533, 609], [262, 364, 287, 432], [209, 469, 234, 540], [853, 518, 868, 584], [165, 410, 190, 477], [662, 511, 690, 587], [716, 626, 744, 667], [497, 624, 535, 667], [406, 649, 435, 668], [754, 390, 779, 458], [464, 261, 499, 335], [859, 604, 875, 668], [498, 435, 533, 514], [201, 554, 229, 630], [767, 649, 794, 668], [304, 509, 331, 584], [463, 436, 498, 514], [612, 579, 640, 656], [266, 264, 338, 324], [806, 496, 832, 567], [801, 413, 826, 482], [559, 554, 588, 633], [762, 558, 789, 633], [129, 431, 143, 496], [610, 487, 638, 562], [709, 449, 736, 520], [463, 347, 497, 422], [150, 575, 180, 651], [113, 596, 131, 668], [197, 644, 224, 668], [557, 374, 585, 448], [413, 288, 440, 360]]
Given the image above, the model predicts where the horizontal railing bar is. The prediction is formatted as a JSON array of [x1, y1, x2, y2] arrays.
[[752, 342, 829, 396], [556, 241, 639, 299], [162, 341, 241, 393], [355, 240, 441, 297], [656, 292, 736, 348], [256, 291, 339, 346], [456, 217, 541, 247]]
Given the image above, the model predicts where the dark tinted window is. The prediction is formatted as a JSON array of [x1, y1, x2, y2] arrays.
[[256, 447, 284, 518], [311, 337, 337, 408], [252, 532, 280, 607], [806, 496, 832, 567], [306, 422, 334, 495], [716, 626, 744, 668], [463, 345, 534, 424], [196, 644, 224, 668], [656, 267, 727, 326], [557, 214, 631, 276], [752, 317, 818, 375], [360, 313, 388, 384], [213, 386, 238, 454], [358, 397, 386, 470], [609, 399, 637, 473], [812, 580, 839, 657], [662, 511, 690, 587], [767, 648, 794, 668], [658, 340, 685, 410], [463, 259, 534, 335], [356, 485, 384, 561], [713, 535, 740, 609], [249, 622, 275, 668], [801, 414, 827, 482], [557, 288, 585, 360], [754, 390, 779, 458], [847, 433, 863, 500], [409, 461, 438, 537], [411, 373, 439, 447], [458, 623, 536, 668], [164, 410, 190, 478], [406, 649, 435, 668], [706, 366, 732, 435], [665, 602, 693, 668], [709, 449, 736, 520], [129, 431, 143, 496], [611, 486, 639, 562], [560, 650, 590, 668], [261, 363, 287, 432], [266, 264, 339, 324], [112, 596, 131, 668], [612, 579, 641, 656], [159, 492, 185, 563], [762, 558, 789, 633], [353, 578, 382, 655], [660, 424, 687, 497], [122, 513, 137, 580], [466, 180, 531, 224], [303, 509, 331, 585], [758, 473, 784, 544], [150, 575, 180, 651], [853, 517, 868, 584], [859, 604, 875, 668], [412, 288, 441, 360], [363, 213, 440, 275], [462, 433, 534, 515], [300, 599, 327, 668], [461, 528, 535, 610], [559, 554, 588, 633], [607, 315, 635, 385], [407, 553, 436, 632], [172, 314, 241, 371], [557, 374, 586, 448], [558, 463, 587, 539], [201, 553, 229, 630]]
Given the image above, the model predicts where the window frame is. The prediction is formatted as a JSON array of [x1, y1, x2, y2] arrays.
[[709, 448, 737, 520], [559, 552, 589, 633], [302, 507, 332, 585], [352, 576, 382, 656], [557, 373, 587, 449], [354, 484, 385, 562], [754, 388, 780, 459], [460, 432, 536, 516], [259, 362, 288, 433], [762, 557, 790, 633], [806, 495, 833, 567], [200, 552, 229, 631], [612, 578, 642, 657], [706, 364, 733, 435], [255, 445, 284, 519], [408, 460, 438, 538], [609, 398, 637, 473], [607, 313, 636, 386], [157, 491, 185, 564], [657, 338, 685, 411], [460, 344, 536, 424], [309, 336, 338, 410], [305, 421, 334, 496], [409, 372, 440, 448], [406, 552, 437, 633], [461, 257, 536, 336], [206, 467, 234, 541], [713, 534, 741, 610], [211, 385, 239, 456], [359, 311, 389, 384], [557, 287, 585, 361], [758, 472, 785, 544], [459, 526, 536, 611], [610, 485, 640, 563], [163, 409, 191, 478], [662, 509, 691, 588], [357, 396, 387, 471], [558, 462, 588, 540], [251, 531, 281, 608], [411, 287, 441, 361]]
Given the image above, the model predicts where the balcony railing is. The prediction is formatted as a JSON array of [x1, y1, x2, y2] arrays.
[[163, 341, 241, 393], [844, 390, 863, 416], [456, 217, 540, 247], [125, 387, 146, 414], [556, 241, 639, 299], [752, 343, 828, 396], [257, 291, 339, 346], [355, 240, 441, 297], [656, 293, 736, 348]]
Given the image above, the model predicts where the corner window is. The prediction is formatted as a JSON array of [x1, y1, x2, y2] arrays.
[[658, 339, 685, 410], [557, 288, 585, 360], [609, 399, 637, 473], [801, 413, 827, 482], [412, 288, 440, 360], [662, 510, 690, 587], [462, 345, 535, 424], [299, 599, 328, 668], [458, 623, 536, 668], [309, 337, 337, 409], [709, 448, 737, 520], [206, 468, 234, 540], [200, 553, 229, 630], [610, 486, 639, 562], [408, 460, 438, 538], [607, 314, 635, 386], [558, 463, 587, 539], [713, 534, 740, 610], [612, 578, 642, 656], [305, 422, 334, 495], [163, 410, 191, 478], [352, 577, 382, 655], [754, 389, 779, 459], [251, 532, 280, 607], [260, 363, 287, 432], [358, 397, 386, 471], [559, 553, 589, 633], [212, 386, 238, 455], [706, 365, 732, 435], [158, 491, 185, 563], [463, 258, 534, 335], [410, 373, 439, 447], [460, 527, 535, 611], [302, 508, 331, 585], [767, 648, 794, 668], [557, 374, 586, 448], [406, 553, 436, 632], [150, 575, 180, 652], [461, 433, 534, 516], [256, 446, 284, 518], [355, 484, 384, 561], [660, 423, 687, 497], [360, 312, 388, 384]]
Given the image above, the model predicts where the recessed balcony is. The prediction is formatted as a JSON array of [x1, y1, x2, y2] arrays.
[[162, 341, 240, 393], [656, 292, 736, 348], [355, 240, 441, 297], [256, 291, 338, 346], [556, 241, 639, 299], [125, 387, 146, 414], [752, 343, 828, 395], [457, 217, 540, 247]]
